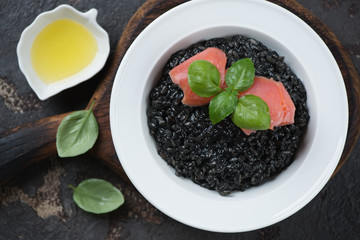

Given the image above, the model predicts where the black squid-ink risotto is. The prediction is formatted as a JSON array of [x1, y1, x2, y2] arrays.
[[147, 35, 309, 196]]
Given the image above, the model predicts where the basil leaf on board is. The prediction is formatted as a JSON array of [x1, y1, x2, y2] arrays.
[[69, 178, 124, 214], [56, 101, 99, 157], [225, 58, 255, 92], [232, 95, 271, 130], [209, 90, 238, 124], [188, 60, 222, 97]]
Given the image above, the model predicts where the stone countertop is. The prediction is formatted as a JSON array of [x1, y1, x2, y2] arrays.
[[0, 0, 359, 239]]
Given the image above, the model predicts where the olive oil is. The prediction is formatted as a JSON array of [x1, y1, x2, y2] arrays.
[[31, 18, 98, 84]]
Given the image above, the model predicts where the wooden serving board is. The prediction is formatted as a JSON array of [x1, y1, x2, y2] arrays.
[[0, 0, 359, 184]]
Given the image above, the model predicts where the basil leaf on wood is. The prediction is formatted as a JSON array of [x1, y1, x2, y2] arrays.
[[209, 90, 238, 124], [225, 58, 255, 92], [188, 60, 222, 97], [56, 101, 99, 157], [69, 178, 124, 214], [232, 95, 270, 130]]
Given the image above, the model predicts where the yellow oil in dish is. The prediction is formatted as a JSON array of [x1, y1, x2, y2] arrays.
[[31, 18, 98, 84]]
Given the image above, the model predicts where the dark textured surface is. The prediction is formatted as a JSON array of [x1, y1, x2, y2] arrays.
[[0, 0, 359, 239]]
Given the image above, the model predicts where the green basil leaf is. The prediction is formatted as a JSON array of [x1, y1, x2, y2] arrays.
[[209, 91, 238, 124], [225, 58, 255, 92], [231, 95, 270, 130], [56, 101, 99, 157], [188, 60, 222, 97], [69, 178, 124, 214]]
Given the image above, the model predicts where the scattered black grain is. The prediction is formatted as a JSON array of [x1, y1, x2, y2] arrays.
[[147, 35, 309, 196]]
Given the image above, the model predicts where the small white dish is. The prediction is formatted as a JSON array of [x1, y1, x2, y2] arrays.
[[17, 4, 110, 100], [110, 0, 348, 233]]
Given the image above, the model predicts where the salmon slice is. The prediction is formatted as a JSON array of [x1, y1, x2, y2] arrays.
[[169, 47, 227, 106], [238, 76, 295, 135], [277, 82, 296, 126]]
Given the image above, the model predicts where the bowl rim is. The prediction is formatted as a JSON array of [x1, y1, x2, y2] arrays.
[[17, 4, 110, 100], [110, 0, 348, 232]]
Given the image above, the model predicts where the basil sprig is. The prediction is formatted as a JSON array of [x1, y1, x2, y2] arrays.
[[225, 58, 255, 92], [188, 60, 222, 97], [187, 58, 270, 130], [232, 95, 271, 130], [209, 90, 238, 124], [56, 101, 99, 157], [69, 178, 124, 214]]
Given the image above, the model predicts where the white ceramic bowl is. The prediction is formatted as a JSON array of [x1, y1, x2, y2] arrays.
[[17, 4, 110, 100], [110, 0, 348, 232]]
